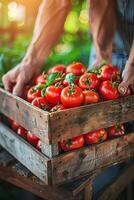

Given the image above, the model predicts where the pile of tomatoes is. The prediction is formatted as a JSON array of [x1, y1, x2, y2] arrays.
[[8, 62, 130, 152]]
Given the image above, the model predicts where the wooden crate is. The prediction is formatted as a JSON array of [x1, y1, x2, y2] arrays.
[[0, 88, 134, 185]]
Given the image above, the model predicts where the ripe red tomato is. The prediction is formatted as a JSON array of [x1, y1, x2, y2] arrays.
[[10, 120, 20, 132], [99, 81, 120, 100], [84, 128, 107, 144], [108, 124, 125, 138], [66, 62, 86, 76], [60, 85, 84, 108], [60, 135, 84, 152], [78, 73, 100, 90], [45, 85, 63, 105], [36, 140, 41, 151], [83, 90, 100, 104], [32, 97, 52, 111], [50, 104, 65, 112], [34, 73, 47, 85], [99, 65, 120, 81], [27, 131, 39, 146], [17, 127, 27, 138], [48, 64, 66, 74], [27, 86, 41, 103]]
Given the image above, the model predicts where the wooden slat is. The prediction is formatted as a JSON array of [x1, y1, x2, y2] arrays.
[[0, 150, 15, 166], [51, 133, 134, 184], [50, 95, 134, 143], [0, 122, 51, 184], [0, 88, 50, 144]]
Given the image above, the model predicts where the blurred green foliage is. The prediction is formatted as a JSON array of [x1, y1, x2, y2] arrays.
[[0, 0, 92, 82]]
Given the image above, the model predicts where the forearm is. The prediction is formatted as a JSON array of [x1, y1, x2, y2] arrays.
[[23, 0, 71, 66], [88, 0, 116, 62], [127, 40, 134, 66]]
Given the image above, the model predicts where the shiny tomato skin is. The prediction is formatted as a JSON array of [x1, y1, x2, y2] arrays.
[[99, 81, 120, 100], [36, 140, 41, 151], [46, 85, 63, 105], [48, 64, 66, 74], [27, 86, 41, 103], [34, 73, 47, 85], [27, 131, 39, 146], [66, 62, 86, 76], [83, 90, 100, 104], [78, 73, 100, 90], [10, 120, 20, 132], [50, 104, 65, 112], [60, 135, 84, 152], [99, 65, 120, 82], [32, 97, 52, 111], [84, 129, 107, 144], [17, 127, 27, 138], [108, 124, 125, 138], [60, 85, 84, 108]]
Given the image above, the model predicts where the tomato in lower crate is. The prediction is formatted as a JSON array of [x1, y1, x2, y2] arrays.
[[60, 85, 84, 108], [8, 119, 20, 132], [27, 86, 41, 103], [45, 85, 63, 105], [98, 65, 120, 82], [27, 131, 39, 146], [60, 135, 84, 152], [99, 80, 120, 100], [83, 90, 100, 104], [108, 124, 125, 138], [66, 62, 86, 76], [32, 97, 52, 111], [84, 129, 107, 144], [36, 140, 41, 151], [17, 127, 27, 138], [78, 73, 100, 90], [48, 64, 66, 74], [50, 104, 65, 112], [34, 73, 47, 85]]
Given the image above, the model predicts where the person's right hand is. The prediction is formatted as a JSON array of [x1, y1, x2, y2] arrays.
[[2, 60, 42, 97]]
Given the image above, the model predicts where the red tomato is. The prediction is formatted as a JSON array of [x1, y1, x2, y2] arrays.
[[66, 62, 86, 76], [60, 135, 84, 152], [83, 90, 100, 104], [50, 104, 65, 112], [32, 97, 52, 111], [48, 64, 66, 74], [36, 140, 41, 151], [27, 86, 41, 103], [60, 85, 84, 108], [84, 129, 107, 144], [78, 73, 100, 90], [45, 85, 63, 105], [34, 73, 47, 85], [10, 120, 20, 132], [99, 65, 120, 81], [99, 81, 120, 100], [17, 127, 27, 138], [108, 124, 125, 138], [27, 131, 39, 146], [120, 87, 131, 97]]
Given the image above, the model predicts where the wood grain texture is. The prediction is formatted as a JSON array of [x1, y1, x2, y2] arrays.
[[98, 163, 134, 200], [50, 95, 134, 143], [51, 133, 134, 184], [0, 88, 50, 144], [0, 122, 51, 184]]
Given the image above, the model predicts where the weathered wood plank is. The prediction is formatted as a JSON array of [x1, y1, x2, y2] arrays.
[[0, 150, 15, 166], [51, 133, 134, 184], [50, 95, 134, 143], [98, 163, 134, 200], [0, 122, 51, 184], [0, 88, 50, 144], [41, 143, 60, 158]]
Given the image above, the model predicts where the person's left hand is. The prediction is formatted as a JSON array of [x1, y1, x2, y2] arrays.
[[118, 61, 134, 94]]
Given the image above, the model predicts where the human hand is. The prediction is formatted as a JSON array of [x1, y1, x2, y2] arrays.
[[118, 61, 134, 94], [2, 59, 42, 96]]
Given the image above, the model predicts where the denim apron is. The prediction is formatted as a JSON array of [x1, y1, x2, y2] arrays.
[[90, 1, 134, 199]]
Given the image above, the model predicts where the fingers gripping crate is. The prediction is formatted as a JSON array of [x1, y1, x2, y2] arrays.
[[0, 88, 134, 185]]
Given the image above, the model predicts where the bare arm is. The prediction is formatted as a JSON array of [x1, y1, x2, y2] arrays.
[[3, 0, 71, 96], [88, 0, 117, 63]]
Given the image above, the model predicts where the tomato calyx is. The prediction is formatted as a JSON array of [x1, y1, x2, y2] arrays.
[[111, 81, 118, 88], [98, 133, 105, 143], [66, 138, 72, 146]]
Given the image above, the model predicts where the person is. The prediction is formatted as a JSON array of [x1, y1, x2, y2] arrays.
[[2, 0, 134, 97]]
